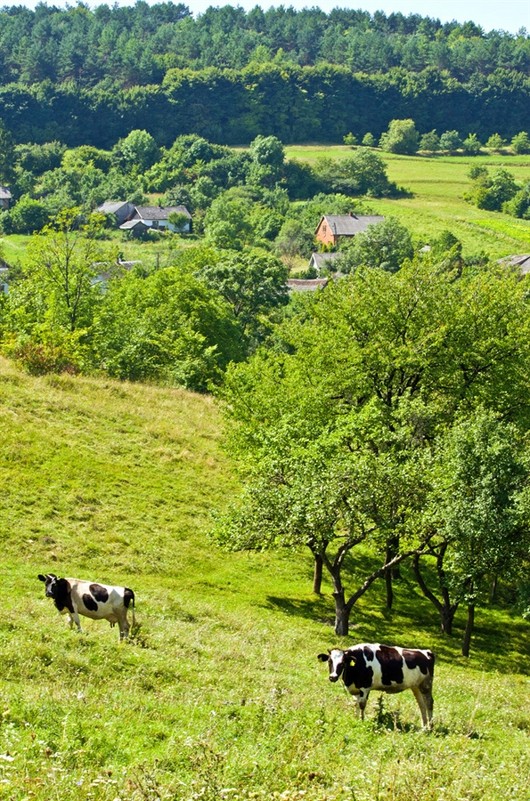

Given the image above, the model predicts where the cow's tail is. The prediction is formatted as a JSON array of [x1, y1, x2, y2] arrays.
[[124, 587, 136, 631]]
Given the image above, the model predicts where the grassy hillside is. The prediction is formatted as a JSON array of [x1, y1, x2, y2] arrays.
[[0, 357, 529, 801], [286, 146, 530, 259]]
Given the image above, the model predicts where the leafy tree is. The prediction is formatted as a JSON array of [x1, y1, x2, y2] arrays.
[[419, 410, 530, 655], [112, 129, 159, 175], [339, 218, 414, 273], [466, 167, 519, 211], [274, 218, 314, 266], [462, 133, 482, 155], [4, 195, 50, 234], [94, 266, 243, 390], [203, 192, 255, 250], [439, 130, 462, 153], [14, 141, 66, 176], [361, 132, 376, 147], [379, 118, 419, 155], [194, 247, 288, 349], [247, 135, 285, 189], [214, 261, 530, 635], [503, 182, 530, 219], [23, 208, 112, 333], [342, 132, 357, 146], [511, 131, 530, 154], [486, 133, 506, 151], [419, 130, 440, 152], [313, 149, 396, 197]]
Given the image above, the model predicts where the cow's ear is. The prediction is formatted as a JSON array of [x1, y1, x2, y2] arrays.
[[38, 574, 46, 582], [317, 653, 329, 662], [344, 652, 356, 665]]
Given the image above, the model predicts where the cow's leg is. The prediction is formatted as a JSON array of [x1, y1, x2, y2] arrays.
[[68, 610, 82, 633], [358, 689, 370, 722], [412, 686, 433, 729], [116, 610, 130, 640]]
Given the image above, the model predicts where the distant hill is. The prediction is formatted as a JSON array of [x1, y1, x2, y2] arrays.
[[0, 4, 528, 146]]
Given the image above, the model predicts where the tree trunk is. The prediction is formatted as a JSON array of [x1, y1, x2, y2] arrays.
[[384, 566, 393, 611], [440, 606, 455, 636], [462, 603, 475, 657], [384, 535, 400, 609], [312, 553, 323, 595], [333, 590, 350, 636], [412, 548, 457, 635]]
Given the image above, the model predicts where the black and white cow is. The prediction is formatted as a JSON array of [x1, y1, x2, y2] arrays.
[[318, 643, 434, 728], [38, 573, 136, 640]]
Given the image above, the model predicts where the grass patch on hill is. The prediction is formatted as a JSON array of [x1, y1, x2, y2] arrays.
[[0, 357, 529, 801]]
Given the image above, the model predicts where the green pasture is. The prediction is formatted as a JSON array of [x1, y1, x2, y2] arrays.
[[1, 357, 529, 801]]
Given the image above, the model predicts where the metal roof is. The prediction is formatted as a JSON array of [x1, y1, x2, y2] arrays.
[[317, 214, 384, 236]]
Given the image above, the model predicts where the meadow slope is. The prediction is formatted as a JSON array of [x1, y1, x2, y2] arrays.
[[0, 357, 529, 801]]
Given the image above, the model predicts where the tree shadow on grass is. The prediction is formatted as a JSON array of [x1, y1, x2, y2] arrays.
[[265, 594, 335, 627]]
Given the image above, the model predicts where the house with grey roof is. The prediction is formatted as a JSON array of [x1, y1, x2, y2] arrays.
[[97, 201, 135, 225], [120, 205, 192, 235], [0, 186, 12, 210], [308, 251, 342, 274], [499, 254, 530, 275], [315, 213, 384, 248]]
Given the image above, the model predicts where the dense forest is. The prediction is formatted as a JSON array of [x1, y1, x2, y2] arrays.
[[0, 2, 529, 145]]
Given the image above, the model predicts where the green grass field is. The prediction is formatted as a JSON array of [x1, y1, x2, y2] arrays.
[[1, 357, 529, 801]]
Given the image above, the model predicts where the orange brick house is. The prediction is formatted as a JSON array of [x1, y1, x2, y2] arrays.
[[315, 213, 384, 248]]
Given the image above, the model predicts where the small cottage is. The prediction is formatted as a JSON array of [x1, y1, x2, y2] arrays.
[[0, 186, 12, 210], [97, 201, 135, 225], [120, 205, 192, 234], [315, 213, 384, 248]]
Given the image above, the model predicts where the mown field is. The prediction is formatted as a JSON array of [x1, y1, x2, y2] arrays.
[[1, 356, 529, 801]]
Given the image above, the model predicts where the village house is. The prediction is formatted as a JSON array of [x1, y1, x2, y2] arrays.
[[499, 254, 530, 275], [120, 205, 192, 235], [0, 186, 12, 210], [97, 201, 135, 225], [307, 251, 342, 274], [315, 213, 384, 248]]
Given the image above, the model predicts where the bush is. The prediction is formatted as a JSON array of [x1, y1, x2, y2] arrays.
[[379, 119, 419, 155], [2, 334, 82, 375], [511, 131, 530, 154]]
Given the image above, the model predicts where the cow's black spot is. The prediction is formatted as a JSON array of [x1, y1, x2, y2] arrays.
[[403, 649, 433, 676], [343, 647, 374, 690], [376, 645, 405, 686], [123, 587, 135, 609], [89, 584, 109, 603], [82, 593, 99, 612], [53, 578, 74, 613]]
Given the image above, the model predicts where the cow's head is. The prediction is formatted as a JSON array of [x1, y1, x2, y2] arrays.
[[38, 573, 59, 598], [317, 648, 355, 682]]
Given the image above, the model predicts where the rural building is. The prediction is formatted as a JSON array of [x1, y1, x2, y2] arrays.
[[315, 213, 384, 248], [120, 205, 192, 235], [0, 186, 12, 210], [308, 252, 342, 273], [287, 277, 330, 292], [97, 201, 135, 225], [91, 258, 141, 289], [499, 254, 530, 275], [0, 265, 9, 294]]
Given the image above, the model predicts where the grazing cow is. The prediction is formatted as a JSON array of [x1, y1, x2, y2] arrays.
[[38, 573, 135, 640], [318, 643, 434, 728]]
